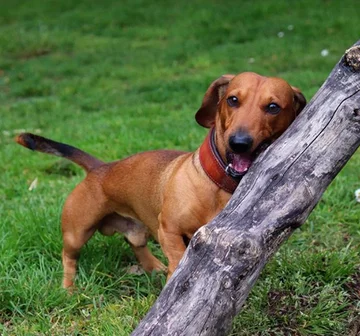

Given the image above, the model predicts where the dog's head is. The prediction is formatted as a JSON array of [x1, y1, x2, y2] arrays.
[[196, 72, 306, 177]]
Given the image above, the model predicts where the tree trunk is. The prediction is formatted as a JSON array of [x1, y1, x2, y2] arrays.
[[132, 40, 360, 336]]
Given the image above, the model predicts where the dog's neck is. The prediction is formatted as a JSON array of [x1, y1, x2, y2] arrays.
[[198, 128, 240, 194]]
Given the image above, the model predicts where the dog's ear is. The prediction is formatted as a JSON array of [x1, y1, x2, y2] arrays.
[[292, 86, 306, 116], [195, 74, 235, 128]]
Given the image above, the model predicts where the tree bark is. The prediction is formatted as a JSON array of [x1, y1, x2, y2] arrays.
[[132, 40, 360, 336]]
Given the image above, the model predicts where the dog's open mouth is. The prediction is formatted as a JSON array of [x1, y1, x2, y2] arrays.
[[225, 142, 270, 180], [225, 153, 252, 179]]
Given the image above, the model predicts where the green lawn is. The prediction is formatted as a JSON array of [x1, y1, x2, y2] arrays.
[[1, 0, 359, 335]]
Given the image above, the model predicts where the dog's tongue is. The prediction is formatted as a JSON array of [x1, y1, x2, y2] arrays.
[[230, 154, 252, 174]]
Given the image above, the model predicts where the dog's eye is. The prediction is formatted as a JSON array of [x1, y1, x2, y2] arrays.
[[227, 96, 239, 107], [266, 103, 281, 114]]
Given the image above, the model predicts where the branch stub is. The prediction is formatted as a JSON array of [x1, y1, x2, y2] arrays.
[[345, 46, 360, 71]]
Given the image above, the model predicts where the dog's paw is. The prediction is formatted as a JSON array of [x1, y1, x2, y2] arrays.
[[127, 265, 145, 275]]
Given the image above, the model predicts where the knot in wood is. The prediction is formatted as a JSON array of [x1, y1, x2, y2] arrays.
[[234, 234, 263, 262], [345, 46, 360, 71], [271, 173, 279, 181], [238, 239, 251, 255], [222, 274, 233, 289], [182, 280, 190, 292]]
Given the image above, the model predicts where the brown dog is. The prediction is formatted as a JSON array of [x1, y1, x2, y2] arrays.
[[16, 72, 306, 288]]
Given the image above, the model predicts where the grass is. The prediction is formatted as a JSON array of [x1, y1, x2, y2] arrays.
[[1, 0, 359, 334]]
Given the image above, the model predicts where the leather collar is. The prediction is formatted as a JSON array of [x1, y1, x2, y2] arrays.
[[199, 128, 240, 194]]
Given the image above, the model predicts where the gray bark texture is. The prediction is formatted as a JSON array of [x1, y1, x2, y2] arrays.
[[132, 40, 360, 336]]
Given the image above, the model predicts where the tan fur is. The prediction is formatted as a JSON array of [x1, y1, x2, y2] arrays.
[[16, 72, 306, 288]]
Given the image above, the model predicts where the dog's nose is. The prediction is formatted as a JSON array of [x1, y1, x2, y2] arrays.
[[229, 133, 253, 153]]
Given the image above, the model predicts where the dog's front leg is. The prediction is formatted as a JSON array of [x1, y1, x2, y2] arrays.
[[158, 216, 187, 280]]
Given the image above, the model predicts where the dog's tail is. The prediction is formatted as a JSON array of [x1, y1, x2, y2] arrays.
[[15, 133, 104, 173]]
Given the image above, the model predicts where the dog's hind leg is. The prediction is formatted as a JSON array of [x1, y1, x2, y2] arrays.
[[61, 182, 108, 289]]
